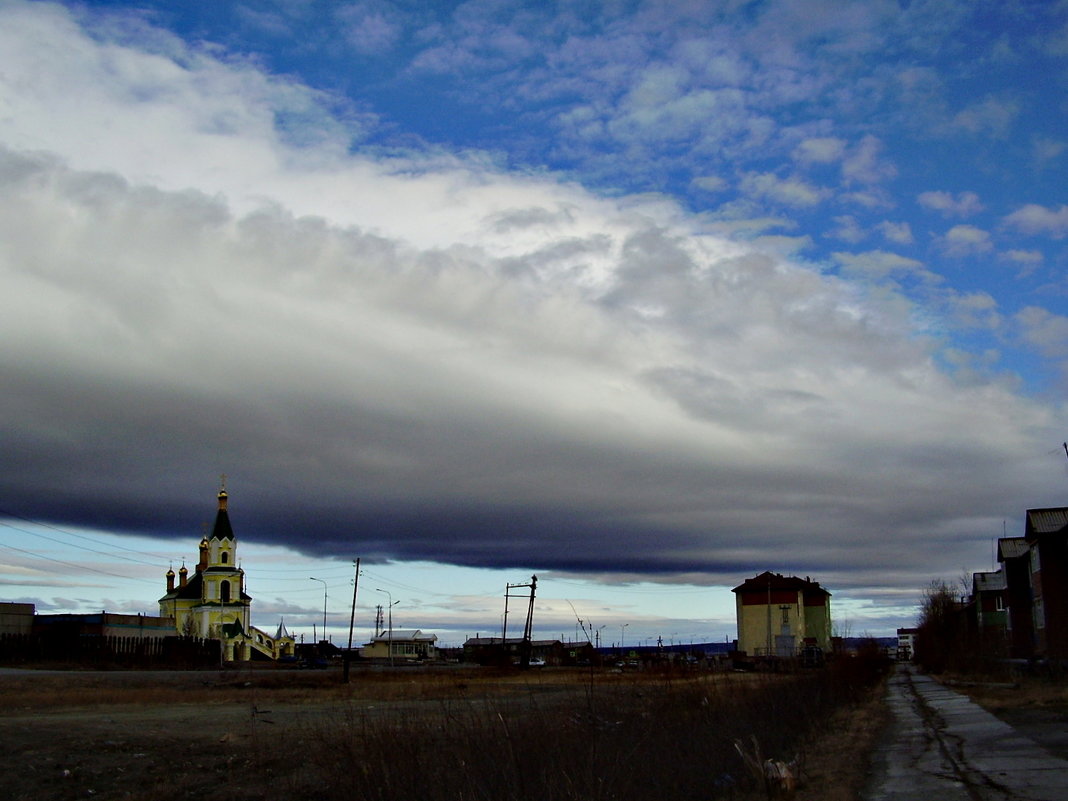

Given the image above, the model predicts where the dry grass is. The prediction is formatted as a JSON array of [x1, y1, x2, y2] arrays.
[[2, 664, 782, 711], [285, 656, 888, 801], [949, 674, 1068, 713], [794, 681, 888, 801], [0, 660, 890, 801]]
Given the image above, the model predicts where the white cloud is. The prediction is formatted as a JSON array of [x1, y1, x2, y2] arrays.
[[337, 4, 404, 55], [1000, 249, 1043, 263], [748, 233, 814, 255], [840, 187, 894, 210], [1032, 136, 1066, 168], [951, 95, 1020, 138], [841, 135, 896, 185], [793, 136, 847, 165], [1003, 204, 1068, 239], [877, 220, 914, 245], [998, 249, 1044, 277], [946, 291, 1001, 331], [702, 213, 797, 239], [832, 249, 934, 284], [674, 39, 750, 87], [739, 171, 831, 208], [940, 224, 994, 256], [1016, 307, 1068, 358], [917, 190, 983, 218], [828, 215, 867, 244], [692, 175, 728, 193]]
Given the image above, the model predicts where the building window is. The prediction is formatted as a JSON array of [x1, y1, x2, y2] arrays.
[[221, 552, 228, 564], [220, 580, 231, 603]]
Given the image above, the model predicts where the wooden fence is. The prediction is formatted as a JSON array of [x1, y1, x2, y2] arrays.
[[0, 632, 221, 668]]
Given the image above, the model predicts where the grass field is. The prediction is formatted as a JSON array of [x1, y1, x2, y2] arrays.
[[0, 659, 888, 801]]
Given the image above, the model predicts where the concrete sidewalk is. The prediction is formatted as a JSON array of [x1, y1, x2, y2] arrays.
[[864, 664, 1068, 800]]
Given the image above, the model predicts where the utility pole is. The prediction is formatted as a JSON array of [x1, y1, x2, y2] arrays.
[[344, 557, 360, 684], [502, 584, 510, 641], [522, 575, 537, 667], [503, 575, 537, 668], [310, 577, 328, 643], [376, 589, 398, 666]]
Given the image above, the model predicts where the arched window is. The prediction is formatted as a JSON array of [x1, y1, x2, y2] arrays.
[[221, 551, 228, 564], [220, 580, 231, 603]]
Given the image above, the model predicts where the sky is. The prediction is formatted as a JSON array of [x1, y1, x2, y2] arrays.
[[1, 0, 1067, 649]]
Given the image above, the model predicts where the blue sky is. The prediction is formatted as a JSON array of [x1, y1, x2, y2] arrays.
[[112, 0, 1068, 391], [0, 0, 1066, 646]]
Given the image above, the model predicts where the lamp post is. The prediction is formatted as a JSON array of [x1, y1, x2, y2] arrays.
[[376, 588, 398, 666], [620, 623, 629, 654], [310, 577, 327, 644]]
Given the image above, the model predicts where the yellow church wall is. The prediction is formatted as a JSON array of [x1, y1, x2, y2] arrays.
[[165, 600, 248, 639]]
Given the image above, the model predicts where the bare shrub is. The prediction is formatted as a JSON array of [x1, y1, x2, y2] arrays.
[[914, 580, 979, 675]]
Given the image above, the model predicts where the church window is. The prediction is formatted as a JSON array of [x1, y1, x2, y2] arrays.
[[221, 552, 228, 564], [221, 580, 231, 603]]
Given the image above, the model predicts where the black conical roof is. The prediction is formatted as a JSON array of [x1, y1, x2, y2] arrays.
[[210, 490, 235, 540]]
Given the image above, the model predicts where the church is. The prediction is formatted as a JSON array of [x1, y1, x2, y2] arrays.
[[158, 486, 295, 661]]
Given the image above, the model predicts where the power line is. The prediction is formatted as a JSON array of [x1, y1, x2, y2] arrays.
[[0, 507, 182, 564], [0, 520, 168, 569], [0, 539, 159, 585]]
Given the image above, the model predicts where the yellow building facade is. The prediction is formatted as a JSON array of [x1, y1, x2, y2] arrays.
[[733, 572, 831, 658], [158, 488, 294, 661], [360, 629, 438, 662]]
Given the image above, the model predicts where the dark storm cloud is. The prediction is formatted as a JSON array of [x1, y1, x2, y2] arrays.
[[0, 136, 1065, 596]]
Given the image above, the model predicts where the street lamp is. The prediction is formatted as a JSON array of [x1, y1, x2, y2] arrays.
[[620, 623, 629, 652], [376, 588, 399, 666], [310, 577, 327, 644]]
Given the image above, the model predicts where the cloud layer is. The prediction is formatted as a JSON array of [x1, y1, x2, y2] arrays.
[[1, 1, 1066, 611], [1, 140, 1062, 588]]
